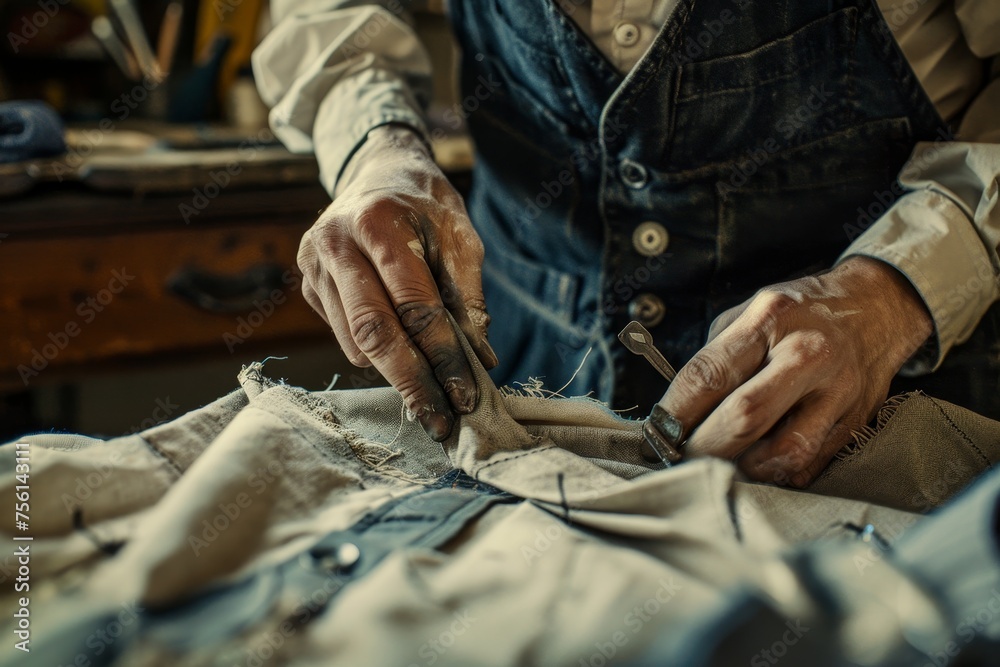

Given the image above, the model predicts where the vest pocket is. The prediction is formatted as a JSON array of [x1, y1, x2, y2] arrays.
[[670, 8, 860, 169], [709, 116, 915, 309]]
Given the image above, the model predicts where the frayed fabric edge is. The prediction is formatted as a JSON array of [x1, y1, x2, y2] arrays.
[[838, 391, 923, 459]]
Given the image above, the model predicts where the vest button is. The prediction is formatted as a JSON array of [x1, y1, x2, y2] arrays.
[[628, 293, 665, 328], [619, 158, 648, 189], [632, 222, 670, 257], [614, 22, 640, 47]]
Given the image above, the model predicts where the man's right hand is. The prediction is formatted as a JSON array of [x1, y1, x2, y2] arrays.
[[297, 124, 497, 441]]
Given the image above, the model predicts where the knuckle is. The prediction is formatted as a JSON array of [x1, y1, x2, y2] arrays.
[[395, 375, 433, 407], [465, 301, 491, 332], [349, 310, 399, 357], [681, 350, 730, 393], [352, 198, 409, 246], [342, 347, 369, 367], [728, 394, 763, 440], [792, 329, 834, 364], [309, 212, 355, 263], [397, 302, 447, 340], [784, 430, 822, 461], [352, 213, 383, 248], [297, 228, 317, 264], [752, 291, 798, 331], [464, 232, 486, 264]]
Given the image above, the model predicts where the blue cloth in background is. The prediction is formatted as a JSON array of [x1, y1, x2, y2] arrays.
[[0, 100, 66, 164]]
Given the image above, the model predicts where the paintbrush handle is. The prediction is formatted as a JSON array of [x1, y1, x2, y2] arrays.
[[110, 0, 160, 80]]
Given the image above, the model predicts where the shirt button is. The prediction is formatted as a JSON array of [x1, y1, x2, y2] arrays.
[[619, 158, 648, 189], [629, 293, 665, 328], [632, 222, 670, 257], [614, 22, 640, 47]]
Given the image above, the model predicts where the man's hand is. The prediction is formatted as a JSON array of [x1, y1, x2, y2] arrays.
[[651, 256, 934, 486], [297, 125, 497, 441]]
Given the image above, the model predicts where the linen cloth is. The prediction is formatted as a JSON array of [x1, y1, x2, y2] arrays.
[[2, 327, 999, 665]]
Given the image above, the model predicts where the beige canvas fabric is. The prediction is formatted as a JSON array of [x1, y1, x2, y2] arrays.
[[2, 326, 998, 665]]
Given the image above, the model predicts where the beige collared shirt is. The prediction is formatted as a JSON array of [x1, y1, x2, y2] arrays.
[[252, 0, 1000, 372]]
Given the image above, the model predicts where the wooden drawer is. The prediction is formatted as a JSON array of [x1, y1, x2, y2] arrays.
[[1, 220, 331, 389]]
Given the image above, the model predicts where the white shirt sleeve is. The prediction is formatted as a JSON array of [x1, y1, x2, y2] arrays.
[[252, 1, 433, 195], [839, 141, 1000, 374], [840, 0, 1000, 374]]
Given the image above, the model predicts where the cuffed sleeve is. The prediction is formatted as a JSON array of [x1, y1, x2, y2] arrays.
[[839, 142, 1000, 374], [251, 3, 433, 195]]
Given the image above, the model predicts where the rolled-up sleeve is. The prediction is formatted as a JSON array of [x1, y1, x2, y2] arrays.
[[839, 2, 1000, 374], [839, 141, 1000, 374], [252, 1, 433, 195]]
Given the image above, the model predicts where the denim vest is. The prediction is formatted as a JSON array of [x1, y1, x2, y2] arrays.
[[447, 0, 946, 413]]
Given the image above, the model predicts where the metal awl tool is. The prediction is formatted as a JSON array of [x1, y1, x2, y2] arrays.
[[617, 321, 677, 382], [617, 321, 684, 466]]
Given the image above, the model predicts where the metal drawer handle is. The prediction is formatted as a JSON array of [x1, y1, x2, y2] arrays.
[[167, 263, 288, 314]]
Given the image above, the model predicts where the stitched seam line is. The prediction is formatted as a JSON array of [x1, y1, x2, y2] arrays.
[[927, 396, 992, 468], [676, 58, 822, 101], [139, 436, 184, 479], [475, 444, 557, 475]]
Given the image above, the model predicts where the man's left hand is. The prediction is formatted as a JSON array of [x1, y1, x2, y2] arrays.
[[652, 256, 934, 487]]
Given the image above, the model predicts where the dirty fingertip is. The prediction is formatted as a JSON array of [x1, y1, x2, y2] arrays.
[[420, 409, 454, 442], [446, 379, 477, 415], [479, 340, 499, 369], [790, 471, 812, 488]]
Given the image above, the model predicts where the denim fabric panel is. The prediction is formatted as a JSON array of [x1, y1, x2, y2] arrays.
[[140, 470, 517, 652], [708, 117, 916, 312], [482, 252, 614, 400], [670, 9, 860, 167]]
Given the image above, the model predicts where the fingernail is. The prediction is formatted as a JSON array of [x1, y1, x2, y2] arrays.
[[420, 409, 453, 442], [649, 405, 684, 446], [791, 471, 811, 488], [481, 341, 499, 369], [445, 379, 477, 415]]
